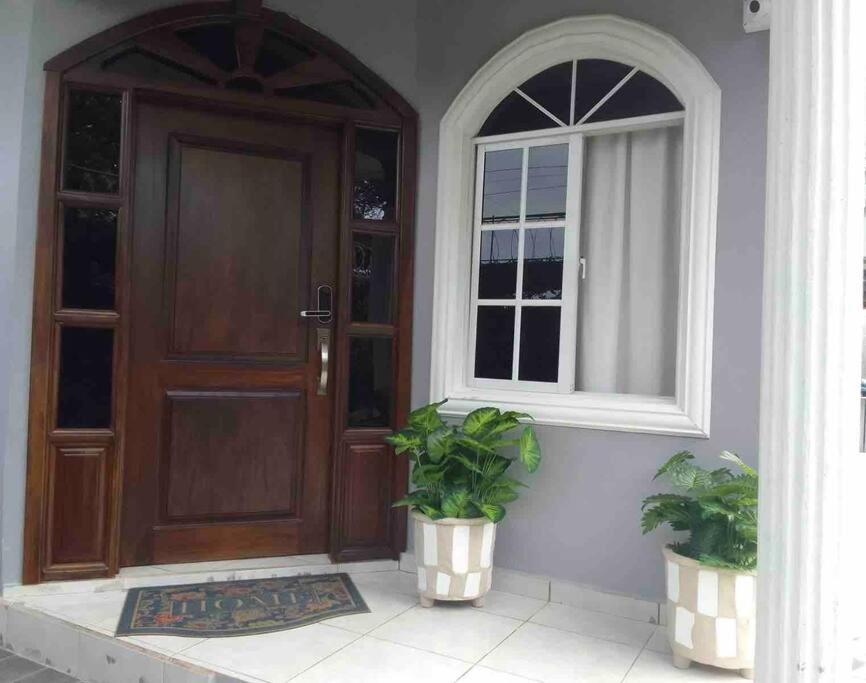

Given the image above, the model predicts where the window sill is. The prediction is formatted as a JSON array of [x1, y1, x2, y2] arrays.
[[439, 389, 709, 438]]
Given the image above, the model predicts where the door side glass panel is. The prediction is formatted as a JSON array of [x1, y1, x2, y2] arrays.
[[353, 128, 399, 221], [352, 233, 395, 323], [348, 337, 393, 428], [57, 327, 114, 429], [61, 207, 118, 311], [63, 90, 122, 194]]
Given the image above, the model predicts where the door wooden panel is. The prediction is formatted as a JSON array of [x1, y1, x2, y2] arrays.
[[168, 139, 307, 359], [338, 442, 392, 549], [163, 390, 304, 521], [120, 100, 339, 567], [46, 444, 111, 569]]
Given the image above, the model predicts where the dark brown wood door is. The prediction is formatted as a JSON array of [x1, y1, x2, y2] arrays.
[[120, 100, 340, 566]]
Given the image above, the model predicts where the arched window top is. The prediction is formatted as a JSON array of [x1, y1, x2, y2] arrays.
[[479, 59, 684, 137]]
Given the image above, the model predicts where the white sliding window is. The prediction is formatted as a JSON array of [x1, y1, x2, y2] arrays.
[[432, 17, 721, 436]]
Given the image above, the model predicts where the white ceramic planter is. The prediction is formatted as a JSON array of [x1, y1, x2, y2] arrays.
[[663, 548, 757, 679], [412, 511, 496, 607]]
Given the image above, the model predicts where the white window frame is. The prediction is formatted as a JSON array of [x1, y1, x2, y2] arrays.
[[430, 15, 721, 437]]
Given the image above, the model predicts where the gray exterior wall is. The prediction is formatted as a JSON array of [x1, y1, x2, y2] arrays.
[[0, 0, 767, 603]]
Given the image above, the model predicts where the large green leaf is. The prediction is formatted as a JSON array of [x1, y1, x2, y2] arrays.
[[653, 451, 694, 480], [463, 407, 501, 436], [426, 426, 454, 463], [518, 427, 541, 473], [478, 503, 506, 523], [720, 451, 757, 478], [441, 489, 471, 518], [385, 430, 421, 455], [408, 400, 447, 435]]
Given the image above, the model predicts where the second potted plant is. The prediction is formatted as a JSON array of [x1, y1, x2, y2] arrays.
[[387, 400, 540, 607], [641, 451, 758, 680]]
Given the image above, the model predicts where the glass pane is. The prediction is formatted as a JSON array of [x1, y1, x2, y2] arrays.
[[176, 24, 238, 72], [102, 49, 214, 85], [63, 90, 122, 194], [352, 233, 395, 323], [474, 306, 515, 380], [61, 207, 118, 310], [573, 59, 634, 123], [348, 337, 393, 427], [522, 227, 564, 300], [519, 307, 561, 382], [478, 229, 518, 299], [586, 71, 683, 123], [478, 91, 561, 137], [57, 327, 114, 429], [255, 31, 313, 77], [481, 148, 522, 224], [518, 62, 573, 125], [353, 128, 399, 221], [526, 144, 568, 222]]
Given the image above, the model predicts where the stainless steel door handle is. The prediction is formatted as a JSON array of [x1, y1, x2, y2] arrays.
[[301, 284, 333, 324], [317, 328, 329, 396]]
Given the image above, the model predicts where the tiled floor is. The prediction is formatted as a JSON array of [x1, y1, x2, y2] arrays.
[[2, 561, 750, 683], [0, 646, 79, 683]]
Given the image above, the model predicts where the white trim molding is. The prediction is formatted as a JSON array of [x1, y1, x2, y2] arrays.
[[757, 1, 865, 681], [430, 15, 721, 437]]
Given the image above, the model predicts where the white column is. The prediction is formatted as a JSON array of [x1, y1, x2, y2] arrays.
[[758, 1, 866, 681]]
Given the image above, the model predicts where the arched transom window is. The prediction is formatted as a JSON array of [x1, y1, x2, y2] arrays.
[[431, 17, 720, 437]]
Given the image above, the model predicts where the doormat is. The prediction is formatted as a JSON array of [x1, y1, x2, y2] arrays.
[[115, 573, 369, 637]]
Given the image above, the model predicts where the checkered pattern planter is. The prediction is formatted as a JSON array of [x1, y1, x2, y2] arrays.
[[663, 547, 756, 680], [412, 511, 496, 607]]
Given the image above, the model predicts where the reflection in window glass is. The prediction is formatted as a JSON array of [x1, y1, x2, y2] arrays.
[[61, 207, 118, 311], [518, 62, 573, 125], [526, 144, 568, 222], [586, 71, 684, 123], [482, 149, 522, 224], [348, 337, 393, 427], [478, 230, 518, 299], [57, 327, 114, 429], [478, 92, 561, 137], [519, 307, 561, 382], [63, 90, 122, 194], [475, 306, 515, 380], [522, 228, 564, 300], [353, 128, 399, 221], [352, 233, 394, 323]]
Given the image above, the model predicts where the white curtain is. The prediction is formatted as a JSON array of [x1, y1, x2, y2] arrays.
[[575, 126, 683, 396]]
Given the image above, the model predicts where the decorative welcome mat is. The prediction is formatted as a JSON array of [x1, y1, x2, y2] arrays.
[[115, 573, 369, 637]]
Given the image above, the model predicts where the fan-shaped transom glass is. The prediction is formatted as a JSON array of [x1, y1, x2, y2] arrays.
[[478, 59, 684, 137]]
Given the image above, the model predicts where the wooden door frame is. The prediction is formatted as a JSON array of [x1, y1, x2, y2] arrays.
[[23, 1, 416, 584]]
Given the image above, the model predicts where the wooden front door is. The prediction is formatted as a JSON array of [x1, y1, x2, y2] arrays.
[[119, 100, 340, 566]]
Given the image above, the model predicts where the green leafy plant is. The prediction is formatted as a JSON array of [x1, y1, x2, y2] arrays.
[[640, 451, 758, 570], [386, 400, 541, 523]]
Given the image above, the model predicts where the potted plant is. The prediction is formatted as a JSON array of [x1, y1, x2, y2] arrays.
[[387, 400, 540, 607], [641, 451, 758, 680]]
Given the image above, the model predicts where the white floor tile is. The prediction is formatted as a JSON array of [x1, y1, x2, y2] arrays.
[[623, 649, 744, 681], [480, 622, 640, 683], [153, 555, 326, 574], [549, 580, 658, 624], [324, 584, 417, 634], [119, 633, 206, 655], [475, 591, 548, 621], [370, 605, 521, 663], [179, 623, 357, 683], [118, 566, 171, 578], [530, 603, 656, 648], [349, 570, 419, 597], [78, 630, 166, 683], [17, 590, 127, 632], [292, 635, 470, 682], [459, 666, 541, 682], [643, 626, 672, 654]]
